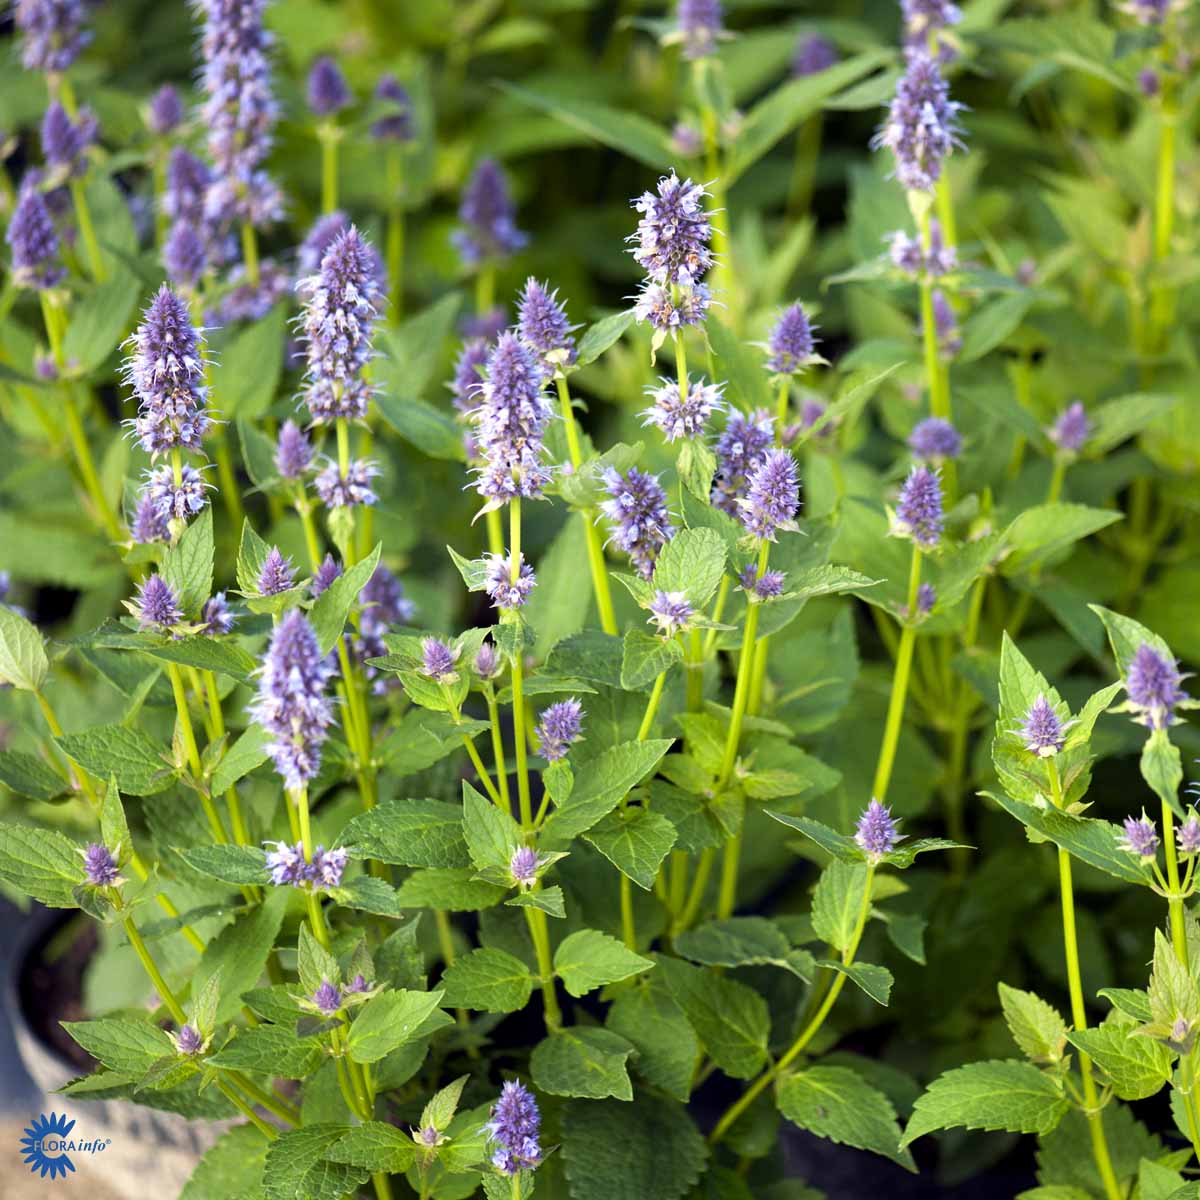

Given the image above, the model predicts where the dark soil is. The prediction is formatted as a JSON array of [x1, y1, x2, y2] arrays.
[[17, 912, 98, 1073]]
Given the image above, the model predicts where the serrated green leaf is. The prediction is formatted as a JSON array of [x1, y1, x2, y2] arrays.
[[347, 990, 450, 1064], [817, 959, 893, 1005], [606, 984, 699, 1102], [620, 628, 684, 691], [57, 723, 176, 795], [576, 310, 635, 366], [208, 1025, 323, 1079], [395, 868, 507, 910], [326, 1122, 418, 1173], [531, 1027, 635, 1099], [553, 929, 654, 997], [0, 822, 84, 906], [440, 947, 534, 1013], [180, 1125, 269, 1200], [160, 506, 213, 619], [336, 798, 469, 869], [177, 843, 267, 886], [462, 781, 521, 872], [999, 983, 1069, 1064], [263, 1124, 368, 1200], [0, 605, 49, 691], [309, 544, 382, 656], [652, 528, 726, 609], [63, 1017, 175, 1075], [811, 859, 870, 952], [211, 724, 272, 795], [1068, 1022, 1173, 1101], [583, 807, 677, 890], [0, 750, 70, 802], [195, 888, 288, 1023]]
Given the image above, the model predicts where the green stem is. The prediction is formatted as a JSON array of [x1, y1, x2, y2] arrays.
[[240, 223, 260, 287], [675, 845, 714, 933], [871, 546, 922, 804], [319, 126, 338, 213], [462, 732, 502, 805], [509, 500, 533, 829], [709, 865, 876, 1144], [486, 690, 512, 813], [637, 671, 667, 742], [69, 178, 106, 282], [524, 905, 562, 1031], [387, 150, 405, 324], [215, 1078, 278, 1140]]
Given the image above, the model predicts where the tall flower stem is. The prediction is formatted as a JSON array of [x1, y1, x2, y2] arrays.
[[386, 150, 405, 324], [486, 688, 513, 813], [524, 903, 562, 1033], [240, 222, 260, 287], [715, 541, 770, 920], [871, 544, 922, 804], [68, 177, 106, 282], [917, 207, 950, 425], [1148, 87, 1178, 357], [39, 293, 120, 541], [709, 865, 876, 1144], [202, 670, 253, 849], [1046, 759, 1122, 1200], [318, 124, 339, 213], [509, 500, 533, 830], [555, 375, 617, 634], [165, 662, 233, 847]]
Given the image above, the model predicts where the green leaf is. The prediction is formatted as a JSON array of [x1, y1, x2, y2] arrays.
[[332, 875, 407, 918], [309, 543, 383, 656], [986, 791, 1150, 886], [541, 738, 673, 843], [657, 956, 770, 1079], [1099, 988, 1153, 1024], [63, 1017, 175, 1075], [561, 1093, 708, 1200], [531, 1027, 636, 1100], [1148, 929, 1200, 1036], [778, 1065, 915, 1171], [140, 637, 257, 684], [902, 1060, 1071, 1146], [298, 923, 340, 997], [620, 628, 684, 691], [817, 959, 893, 1005], [235, 519, 272, 596], [176, 843, 267, 886], [811, 860, 871, 952], [336, 798, 469, 869], [208, 1025, 323, 1079], [506, 885, 566, 917], [422, 1075, 469, 1132], [0, 823, 83, 906], [394, 868, 507, 911], [62, 267, 140, 373], [326, 1122, 418, 1174], [374, 392, 465, 461], [160, 506, 213, 618], [606, 985, 699, 1102], [583, 807, 678, 890], [0, 750, 70, 802], [195, 888, 289, 1023], [57, 722, 176, 795], [554, 929, 654, 997], [0, 605, 49, 691], [462, 781, 521, 872], [210, 303, 286, 418], [497, 82, 674, 169], [957, 293, 1034, 363], [1001, 505, 1123, 576], [652, 528, 727, 609], [1067, 1022, 1173, 1101], [181, 1125, 270, 1200], [263, 1124, 368, 1200], [999, 983, 1069, 1064], [211, 724, 272, 795], [676, 917, 812, 980], [767, 811, 861, 860], [576, 310, 635, 366], [377, 293, 463, 400], [347, 990, 450, 1064], [1141, 732, 1183, 817], [1088, 392, 1177, 455], [439, 947, 534, 1013]]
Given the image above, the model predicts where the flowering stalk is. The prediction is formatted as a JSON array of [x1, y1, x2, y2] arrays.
[[1045, 757, 1123, 1200], [710, 863, 876, 1144], [165, 662, 235, 850]]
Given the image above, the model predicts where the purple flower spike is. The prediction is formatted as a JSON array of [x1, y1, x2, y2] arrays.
[[485, 553, 536, 610], [1179, 815, 1200, 856], [649, 589, 694, 636], [257, 546, 295, 596], [671, 122, 703, 157], [311, 555, 343, 597], [632, 281, 712, 332], [313, 980, 343, 1015], [299, 226, 382, 425], [450, 338, 489, 418], [470, 332, 552, 504], [488, 1080, 542, 1176], [175, 1024, 204, 1056], [1126, 642, 1187, 731], [711, 409, 775, 516], [310, 845, 348, 889], [346, 973, 371, 995], [421, 637, 460, 683], [630, 173, 713, 288], [130, 491, 170, 545], [13, 0, 91, 73], [355, 566, 414, 688], [641, 376, 722, 442], [132, 574, 183, 631], [307, 55, 351, 117], [518, 278, 577, 370], [855, 799, 902, 861], [202, 593, 235, 636], [248, 610, 335, 791], [1048, 402, 1090, 454], [275, 419, 313, 480], [766, 303, 818, 375], [371, 74, 414, 142], [82, 843, 120, 887], [793, 33, 838, 77], [873, 52, 963, 194], [7, 186, 65, 289], [909, 417, 962, 461], [148, 86, 185, 136], [124, 284, 211, 459], [740, 448, 800, 541], [893, 465, 944, 549], [197, 0, 282, 229], [474, 642, 502, 682], [1021, 695, 1066, 757], [739, 567, 786, 600], [510, 846, 539, 886], [676, 0, 724, 60], [599, 466, 674, 580], [164, 222, 207, 288], [452, 158, 527, 268], [264, 840, 308, 887], [1120, 813, 1160, 859], [537, 699, 584, 763], [42, 100, 97, 178], [902, 0, 962, 55], [145, 462, 211, 522], [164, 148, 212, 226], [314, 460, 380, 509]]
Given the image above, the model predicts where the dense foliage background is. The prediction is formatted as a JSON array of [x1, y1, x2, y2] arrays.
[[0, 0, 1198, 1197]]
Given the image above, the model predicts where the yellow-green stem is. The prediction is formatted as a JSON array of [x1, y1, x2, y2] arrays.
[[319, 126, 338, 213], [486, 690, 513, 813], [240, 222, 260, 287], [69, 178, 106, 282], [524, 905, 562, 1031], [509, 500, 534, 828], [871, 545, 922, 804]]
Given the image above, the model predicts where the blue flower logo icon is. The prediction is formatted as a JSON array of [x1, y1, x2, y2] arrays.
[[20, 1112, 76, 1179]]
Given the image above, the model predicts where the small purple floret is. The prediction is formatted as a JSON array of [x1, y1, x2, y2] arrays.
[[1048, 402, 1090, 453], [487, 1080, 542, 1176], [599, 467, 674, 580], [510, 846, 539, 885], [1021, 695, 1066, 757], [855, 799, 902, 860], [766, 303, 818, 375], [82, 843, 120, 887], [740, 448, 800, 541], [421, 638, 459, 683], [893, 465, 944, 549], [307, 55, 351, 117], [641, 376, 721, 442], [485, 553, 536, 610], [133, 575, 183, 631], [313, 980, 343, 1014], [1126, 642, 1187, 731], [1120, 813, 1160, 859], [536, 699, 584, 762], [909, 417, 962, 461], [649, 589, 694, 636]]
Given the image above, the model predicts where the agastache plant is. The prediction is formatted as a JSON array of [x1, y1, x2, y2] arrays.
[[0, 4, 1194, 1197]]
